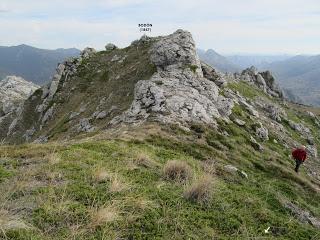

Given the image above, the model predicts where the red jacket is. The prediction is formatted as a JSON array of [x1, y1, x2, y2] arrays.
[[292, 148, 307, 161]]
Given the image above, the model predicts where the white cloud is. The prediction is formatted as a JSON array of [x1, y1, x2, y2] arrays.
[[0, 0, 319, 54]]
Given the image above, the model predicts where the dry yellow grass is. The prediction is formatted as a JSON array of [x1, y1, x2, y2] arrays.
[[183, 175, 213, 204], [135, 152, 155, 168], [90, 205, 118, 228], [109, 174, 129, 193], [163, 160, 192, 182], [93, 169, 111, 183]]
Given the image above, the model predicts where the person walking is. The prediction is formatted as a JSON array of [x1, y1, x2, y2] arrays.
[[292, 146, 307, 173]]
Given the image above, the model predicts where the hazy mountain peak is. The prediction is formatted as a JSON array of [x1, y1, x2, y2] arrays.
[[0, 44, 81, 85], [197, 48, 239, 73]]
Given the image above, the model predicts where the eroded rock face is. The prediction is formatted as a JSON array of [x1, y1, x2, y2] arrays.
[[0, 76, 39, 116], [112, 30, 234, 126], [239, 67, 283, 98], [201, 62, 227, 87]]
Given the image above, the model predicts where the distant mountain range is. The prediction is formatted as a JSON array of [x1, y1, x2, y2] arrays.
[[198, 48, 320, 106], [227, 55, 292, 69], [0, 44, 319, 106], [261, 55, 320, 105], [0, 44, 80, 85]]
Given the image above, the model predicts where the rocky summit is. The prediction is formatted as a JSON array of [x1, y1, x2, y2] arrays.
[[1, 30, 320, 239]]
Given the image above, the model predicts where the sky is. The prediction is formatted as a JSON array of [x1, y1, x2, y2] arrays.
[[0, 0, 319, 54]]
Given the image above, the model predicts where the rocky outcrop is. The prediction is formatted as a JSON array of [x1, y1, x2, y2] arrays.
[[255, 124, 269, 141], [239, 67, 283, 98], [201, 62, 227, 87], [36, 49, 92, 128], [112, 30, 234, 126], [0, 76, 39, 116], [284, 202, 320, 228]]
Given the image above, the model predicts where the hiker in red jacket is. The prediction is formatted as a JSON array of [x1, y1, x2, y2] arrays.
[[292, 146, 307, 173]]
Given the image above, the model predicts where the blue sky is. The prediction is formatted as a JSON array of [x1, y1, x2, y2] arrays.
[[0, 0, 319, 54]]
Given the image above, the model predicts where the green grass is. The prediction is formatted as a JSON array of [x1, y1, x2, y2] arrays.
[[1, 123, 320, 239], [188, 64, 198, 73]]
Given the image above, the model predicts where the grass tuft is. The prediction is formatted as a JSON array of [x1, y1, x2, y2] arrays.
[[184, 175, 213, 204], [163, 160, 192, 182], [90, 205, 118, 228]]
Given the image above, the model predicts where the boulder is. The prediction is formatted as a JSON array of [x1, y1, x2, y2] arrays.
[[288, 120, 311, 136], [105, 43, 117, 51], [216, 96, 234, 118], [264, 104, 283, 122], [77, 118, 95, 133], [306, 145, 317, 158], [201, 62, 227, 87], [234, 118, 246, 126], [239, 99, 259, 117], [150, 29, 203, 77], [224, 165, 248, 178], [96, 111, 107, 119], [33, 135, 48, 144], [80, 47, 96, 59], [255, 74, 267, 92], [256, 126, 269, 141]]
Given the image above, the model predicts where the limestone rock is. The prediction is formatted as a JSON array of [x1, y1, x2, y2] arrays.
[[77, 118, 95, 132], [23, 127, 36, 141], [250, 136, 263, 151], [112, 30, 233, 126], [111, 55, 121, 62], [264, 104, 284, 122], [307, 111, 316, 118], [288, 120, 311, 136], [105, 43, 117, 51], [150, 29, 203, 77], [234, 119, 246, 126], [255, 74, 267, 92], [0, 76, 39, 116], [201, 62, 227, 87], [216, 96, 234, 118], [80, 47, 96, 59], [33, 135, 48, 144], [224, 165, 238, 173], [224, 165, 248, 178], [96, 111, 107, 120], [306, 145, 317, 158], [239, 99, 259, 117], [239, 67, 283, 98], [256, 125, 269, 141], [284, 202, 320, 228]]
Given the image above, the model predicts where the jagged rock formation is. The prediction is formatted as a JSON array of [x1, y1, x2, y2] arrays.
[[112, 30, 233, 126], [237, 66, 283, 98]]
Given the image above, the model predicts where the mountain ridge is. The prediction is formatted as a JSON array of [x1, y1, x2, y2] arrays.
[[1, 30, 320, 239]]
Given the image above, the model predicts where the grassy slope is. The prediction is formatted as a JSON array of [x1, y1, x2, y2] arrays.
[[1, 76, 320, 240], [42, 41, 157, 141], [1, 108, 320, 240]]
